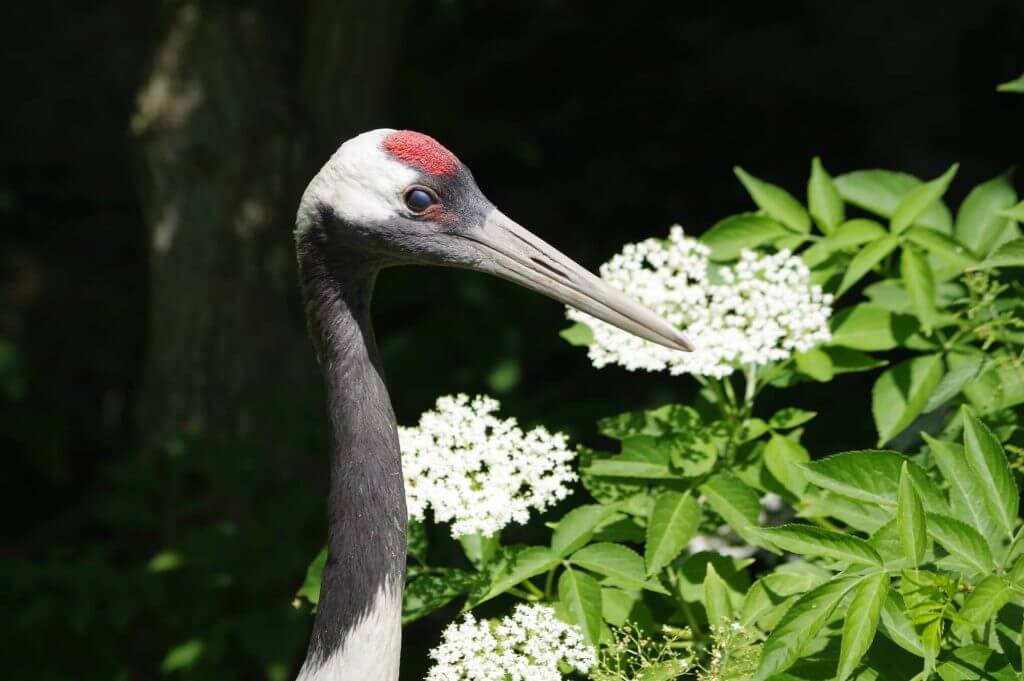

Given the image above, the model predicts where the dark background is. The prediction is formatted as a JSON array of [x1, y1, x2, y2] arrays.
[[2, 1, 1021, 679]]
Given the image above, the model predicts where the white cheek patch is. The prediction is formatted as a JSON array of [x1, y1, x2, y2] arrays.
[[296, 580, 403, 681], [298, 128, 419, 227]]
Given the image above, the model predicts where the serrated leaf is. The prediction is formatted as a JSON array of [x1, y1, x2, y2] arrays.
[[584, 435, 676, 480], [835, 169, 952, 232], [837, 234, 901, 295], [924, 354, 988, 412], [459, 532, 500, 568], [891, 164, 958, 234], [802, 218, 887, 267], [403, 568, 477, 625], [769, 408, 817, 430], [936, 645, 1017, 681], [764, 434, 810, 497], [701, 213, 794, 261], [897, 462, 927, 567], [559, 322, 594, 347], [955, 172, 1018, 256], [803, 450, 905, 506], [962, 408, 1019, 539], [925, 513, 995, 575], [900, 246, 937, 333], [808, 157, 844, 233], [704, 563, 734, 626], [954, 576, 1013, 638], [757, 524, 883, 566], [644, 491, 700, 575], [823, 347, 887, 375], [700, 471, 762, 545], [968, 237, 1024, 271], [735, 167, 811, 233], [558, 567, 603, 644], [552, 504, 618, 557], [924, 434, 1000, 543], [837, 571, 888, 681], [753, 576, 859, 681], [570, 542, 670, 594], [473, 546, 561, 605], [905, 226, 979, 273], [794, 348, 833, 381], [828, 304, 918, 351], [879, 590, 925, 658], [740, 570, 825, 629], [871, 353, 944, 445]]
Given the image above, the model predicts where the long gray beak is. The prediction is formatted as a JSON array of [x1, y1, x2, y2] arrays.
[[460, 209, 694, 352]]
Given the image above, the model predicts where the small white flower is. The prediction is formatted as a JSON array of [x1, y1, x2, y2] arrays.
[[566, 226, 833, 378], [400, 394, 577, 538], [426, 604, 595, 681]]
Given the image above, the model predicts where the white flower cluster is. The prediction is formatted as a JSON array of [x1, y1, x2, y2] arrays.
[[400, 394, 576, 538], [567, 226, 833, 378], [426, 604, 595, 681]]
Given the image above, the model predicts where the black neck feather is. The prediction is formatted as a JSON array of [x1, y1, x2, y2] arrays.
[[295, 216, 407, 666]]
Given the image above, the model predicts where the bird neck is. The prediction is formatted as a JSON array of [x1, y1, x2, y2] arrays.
[[295, 226, 405, 681]]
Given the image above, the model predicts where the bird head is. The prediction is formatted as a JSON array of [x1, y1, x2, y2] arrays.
[[297, 129, 692, 352]]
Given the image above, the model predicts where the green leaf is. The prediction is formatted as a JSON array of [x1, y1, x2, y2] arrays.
[[925, 513, 995, 575], [769, 408, 817, 430], [900, 246, 937, 333], [871, 353, 944, 445], [823, 347, 887, 375], [794, 348, 834, 381], [879, 590, 925, 658], [753, 576, 859, 681], [584, 435, 676, 479], [925, 434, 1000, 542], [897, 462, 928, 567], [828, 304, 918, 351], [968, 237, 1024, 271], [403, 568, 477, 625], [837, 571, 888, 681], [570, 543, 670, 594], [997, 73, 1024, 93], [644, 491, 700, 575], [962, 407, 1019, 539], [407, 519, 428, 564], [764, 434, 810, 497], [161, 639, 204, 673], [803, 450, 905, 505], [835, 169, 952, 232], [559, 322, 594, 347], [998, 200, 1024, 221], [701, 213, 794, 261], [600, 587, 656, 629], [552, 504, 618, 557], [837, 234, 901, 295], [936, 645, 1018, 681], [905, 226, 979, 272], [473, 546, 561, 605], [808, 157, 844, 233], [700, 471, 762, 545], [734, 167, 811, 233], [296, 546, 327, 605], [704, 563, 735, 626], [558, 567, 603, 644], [955, 172, 1018, 256], [459, 532, 500, 568], [740, 570, 825, 629], [890, 164, 958, 235], [802, 218, 887, 267], [924, 353, 989, 412], [954, 576, 1013, 637], [757, 524, 883, 566]]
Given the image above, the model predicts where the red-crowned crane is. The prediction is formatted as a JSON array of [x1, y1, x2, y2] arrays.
[[293, 129, 692, 680]]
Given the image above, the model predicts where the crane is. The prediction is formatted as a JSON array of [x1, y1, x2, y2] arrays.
[[293, 129, 692, 680]]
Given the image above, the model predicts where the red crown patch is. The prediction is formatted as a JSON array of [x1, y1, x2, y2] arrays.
[[382, 130, 461, 176]]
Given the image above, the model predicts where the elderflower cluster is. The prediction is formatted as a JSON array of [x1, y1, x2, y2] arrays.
[[400, 394, 576, 538], [426, 604, 595, 681], [567, 226, 833, 378]]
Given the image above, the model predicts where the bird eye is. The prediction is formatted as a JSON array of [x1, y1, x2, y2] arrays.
[[404, 188, 437, 213]]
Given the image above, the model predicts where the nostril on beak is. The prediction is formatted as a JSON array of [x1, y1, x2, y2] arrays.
[[530, 256, 569, 280]]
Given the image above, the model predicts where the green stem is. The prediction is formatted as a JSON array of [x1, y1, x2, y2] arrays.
[[543, 567, 556, 601], [521, 579, 545, 599]]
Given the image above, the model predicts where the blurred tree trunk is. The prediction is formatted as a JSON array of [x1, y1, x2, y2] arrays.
[[132, 0, 409, 454]]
